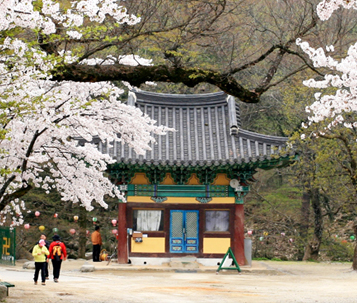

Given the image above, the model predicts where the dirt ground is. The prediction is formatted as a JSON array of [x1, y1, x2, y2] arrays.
[[1, 259, 357, 303]]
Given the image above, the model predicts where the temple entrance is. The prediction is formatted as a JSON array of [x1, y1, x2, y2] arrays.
[[169, 210, 199, 253]]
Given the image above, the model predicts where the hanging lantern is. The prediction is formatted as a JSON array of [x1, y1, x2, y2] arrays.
[[70, 228, 76, 235], [247, 230, 253, 235], [259, 236, 264, 241], [350, 235, 355, 240], [111, 229, 118, 235], [111, 219, 117, 226], [54, 213, 58, 218], [263, 232, 268, 236], [73, 215, 79, 222], [281, 232, 285, 236], [52, 228, 58, 233], [24, 223, 30, 230], [39, 225, 45, 231], [92, 217, 97, 224], [35, 211, 40, 217]]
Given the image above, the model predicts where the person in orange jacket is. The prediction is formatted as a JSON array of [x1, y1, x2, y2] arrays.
[[91, 226, 102, 262]]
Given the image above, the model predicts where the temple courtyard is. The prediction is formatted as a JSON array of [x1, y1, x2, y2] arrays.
[[1, 259, 357, 302]]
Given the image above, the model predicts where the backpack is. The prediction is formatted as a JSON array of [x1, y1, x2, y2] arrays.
[[53, 243, 62, 261]]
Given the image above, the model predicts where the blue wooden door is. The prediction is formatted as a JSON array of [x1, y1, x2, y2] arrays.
[[170, 210, 199, 253]]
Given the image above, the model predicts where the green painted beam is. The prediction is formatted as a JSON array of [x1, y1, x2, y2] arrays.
[[126, 184, 250, 203]]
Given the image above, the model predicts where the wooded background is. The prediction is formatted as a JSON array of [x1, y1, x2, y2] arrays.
[[5, 0, 357, 263]]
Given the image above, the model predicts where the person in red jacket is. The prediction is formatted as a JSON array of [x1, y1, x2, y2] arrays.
[[48, 234, 67, 283]]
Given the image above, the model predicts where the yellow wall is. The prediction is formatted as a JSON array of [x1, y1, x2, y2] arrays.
[[131, 237, 165, 253], [128, 196, 235, 204], [131, 237, 231, 254], [203, 238, 231, 254]]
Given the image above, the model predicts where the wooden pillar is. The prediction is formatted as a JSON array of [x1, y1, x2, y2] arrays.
[[117, 202, 128, 264], [232, 204, 245, 265]]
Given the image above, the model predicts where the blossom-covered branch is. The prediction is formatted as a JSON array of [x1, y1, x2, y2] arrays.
[[297, 1, 357, 132], [0, 1, 170, 225]]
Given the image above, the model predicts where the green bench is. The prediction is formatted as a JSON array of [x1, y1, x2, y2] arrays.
[[0, 282, 15, 296]]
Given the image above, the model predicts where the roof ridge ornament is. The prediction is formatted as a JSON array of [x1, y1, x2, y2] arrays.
[[127, 91, 137, 106], [227, 95, 239, 135]]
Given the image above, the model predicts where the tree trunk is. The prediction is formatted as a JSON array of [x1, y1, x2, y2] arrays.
[[353, 221, 357, 270], [298, 191, 310, 260], [303, 235, 321, 261], [303, 188, 323, 261], [77, 207, 87, 259]]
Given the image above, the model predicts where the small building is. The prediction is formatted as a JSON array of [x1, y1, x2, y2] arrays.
[[107, 90, 294, 266]]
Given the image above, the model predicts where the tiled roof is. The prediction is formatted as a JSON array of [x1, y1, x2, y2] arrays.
[[100, 90, 291, 167]]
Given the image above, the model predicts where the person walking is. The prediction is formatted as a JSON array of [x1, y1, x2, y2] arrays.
[[39, 233, 50, 280], [91, 226, 102, 262], [48, 234, 67, 283], [32, 239, 49, 285]]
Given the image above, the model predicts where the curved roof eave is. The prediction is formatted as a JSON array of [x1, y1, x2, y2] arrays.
[[97, 90, 296, 169]]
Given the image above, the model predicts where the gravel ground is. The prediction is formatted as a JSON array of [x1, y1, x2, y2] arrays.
[[1, 259, 357, 303]]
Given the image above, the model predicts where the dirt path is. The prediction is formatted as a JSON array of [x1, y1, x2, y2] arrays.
[[2, 260, 357, 303]]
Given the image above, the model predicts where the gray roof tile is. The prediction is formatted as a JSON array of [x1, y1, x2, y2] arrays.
[[109, 90, 290, 167]]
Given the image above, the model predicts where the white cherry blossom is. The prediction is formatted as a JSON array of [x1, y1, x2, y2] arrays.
[[0, 1, 168, 226], [297, 2, 357, 131]]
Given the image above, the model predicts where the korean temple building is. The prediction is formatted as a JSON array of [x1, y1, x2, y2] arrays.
[[104, 90, 295, 266]]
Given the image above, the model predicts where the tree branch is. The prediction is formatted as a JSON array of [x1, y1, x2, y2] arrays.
[[0, 184, 33, 212], [53, 63, 261, 103]]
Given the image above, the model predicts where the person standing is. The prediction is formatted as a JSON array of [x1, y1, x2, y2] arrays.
[[39, 233, 50, 280], [32, 239, 49, 285], [91, 226, 102, 262], [48, 234, 67, 283]]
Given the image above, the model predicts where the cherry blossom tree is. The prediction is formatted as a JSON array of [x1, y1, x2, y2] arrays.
[[297, 0, 357, 269], [0, 0, 169, 225], [297, 0, 357, 130]]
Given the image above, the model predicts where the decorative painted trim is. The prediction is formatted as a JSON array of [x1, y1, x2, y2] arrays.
[[128, 184, 233, 198], [150, 196, 167, 203], [127, 196, 236, 204], [108, 155, 297, 186], [196, 197, 212, 203]]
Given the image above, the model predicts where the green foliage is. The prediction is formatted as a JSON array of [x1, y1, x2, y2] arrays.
[[322, 238, 354, 262], [252, 257, 269, 261], [263, 186, 302, 209]]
